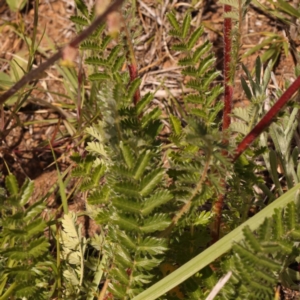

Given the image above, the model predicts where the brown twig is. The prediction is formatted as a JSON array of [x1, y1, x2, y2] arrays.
[[98, 279, 110, 300], [0, 0, 125, 106]]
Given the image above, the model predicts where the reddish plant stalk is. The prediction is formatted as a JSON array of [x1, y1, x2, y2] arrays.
[[222, 4, 233, 132], [212, 4, 233, 243], [0, 0, 124, 106], [212, 72, 300, 243], [121, 14, 141, 106], [233, 74, 300, 161], [128, 64, 141, 106], [212, 194, 225, 243]]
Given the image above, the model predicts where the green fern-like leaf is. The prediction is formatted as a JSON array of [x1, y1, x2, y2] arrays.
[[96, 210, 111, 224], [19, 179, 34, 206], [223, 11, 239, 20], [74, 0, 89, 17], [169, 29, 183, 38], [185, 79, 205, 92], [114, 181, 140, 197], [135, 256, 163, 271], [107, 45, 122, 64], [141, 108, 162, 129], [5, 174, 19, 196], [136, 92, 153, 115], [178, 56, 194, 66], [86, 141, 108, 159], [0, 176, 55, 299], [133, 150, 151, 180], [27, 237, 50, 258], [80, 178, 95, 191], [172, 43, 189, 51], [100, 35, 113, 50], [232, 106, 251, 123], [141, 214, 171, 233], [120, 141, 134, 168], [243, 226, 262, 252], [113, 214, 140, 232], [187, 26, 204, 49], [15, 285, 39, 299], [88, 186, 110, 205], [138, 237, 168, 255], [221, 202, 300, 299], [70, 15, 89, 26], [90, 23, 106, 39], [23, 202, 45, 223], [112, 55, 126, 72], [190, 108, 209, 121], [80, 40, 100, 50], [197, 54, 216, 75], [167, 12, 180, 32], [127, 77, 142, 101], [169, 114, 182, 136], [89, 72, 111, 81], [182, 13, 191, 39], [24, 218, 47, 239], [202, 69, 221, 89], [219, 0, 239, 9], [115, 231, 138, 252], [72, 165, 87, 177], [91, 164, 106, 184], [112, 197, 142, 214], [185, 94, 204, 104], [85, 56, 109, 66], [140, 169, 164, 197], [114, 244, 133, 267], [230, 122, 249, 135]]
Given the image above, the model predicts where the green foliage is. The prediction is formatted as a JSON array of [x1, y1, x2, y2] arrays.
[[70, 5, 265, 299], [68, 3, 173, 298], [168, 12, 224, 126], [74, 123, 171, 298], [164, 14, 232, 247], [220, 202, 300, 299], [4, 0, 300, 299], [73, 8, 236, 298], [235, 57, 300, 200], [5, 0, 27, 12], [0, 175, 56, 299], [59, 212, 106, 299]]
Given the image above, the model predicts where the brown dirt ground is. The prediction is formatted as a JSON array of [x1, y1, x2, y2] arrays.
[[1, 0, 300, 298]]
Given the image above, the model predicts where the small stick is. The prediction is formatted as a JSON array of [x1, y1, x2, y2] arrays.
[[0, 0, 124, 106]]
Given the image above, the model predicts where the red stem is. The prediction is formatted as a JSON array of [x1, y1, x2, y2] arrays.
[[128, 64, 141, 106], [212, 66, 300, 243], [212, 4, 233, 243], [209, 69, 300, 243], [222, 5, 233, 132], [233, 74, 300, 161], [212, 76, 300, 243]]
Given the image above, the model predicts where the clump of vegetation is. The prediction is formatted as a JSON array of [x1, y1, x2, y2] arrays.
[[1, 0, 300, 299]]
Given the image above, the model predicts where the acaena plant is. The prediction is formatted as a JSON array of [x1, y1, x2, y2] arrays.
[[3, 0, 300, 299]]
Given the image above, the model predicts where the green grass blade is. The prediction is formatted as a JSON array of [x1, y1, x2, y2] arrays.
[[132, 183, 300, 300]]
